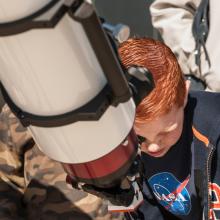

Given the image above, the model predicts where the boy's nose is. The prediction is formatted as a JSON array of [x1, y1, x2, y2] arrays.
[[147, 143, 161, 153]]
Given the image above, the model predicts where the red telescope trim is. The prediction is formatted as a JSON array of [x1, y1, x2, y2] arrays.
[[63, 129, 138, 188]]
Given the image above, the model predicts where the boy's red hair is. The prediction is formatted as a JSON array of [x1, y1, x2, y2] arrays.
[[118, 38, 186, 123]]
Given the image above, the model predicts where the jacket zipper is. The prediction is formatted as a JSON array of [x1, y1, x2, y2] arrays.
[[206, 144, 214, 220]]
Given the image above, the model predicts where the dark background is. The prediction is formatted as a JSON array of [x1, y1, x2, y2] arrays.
[[94, 0, 159, 38]]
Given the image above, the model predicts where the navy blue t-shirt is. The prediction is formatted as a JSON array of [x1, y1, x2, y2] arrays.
[[137, 112, 202, 219]]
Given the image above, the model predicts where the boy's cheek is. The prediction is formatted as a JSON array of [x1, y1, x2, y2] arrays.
[[140, 147, 148, 154], [140, 142, 148, 153]]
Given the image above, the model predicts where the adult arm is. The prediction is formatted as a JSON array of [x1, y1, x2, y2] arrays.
[[150, 0, 201, 77]]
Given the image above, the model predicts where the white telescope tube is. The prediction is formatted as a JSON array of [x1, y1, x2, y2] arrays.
[[0, 0, 136, 166]]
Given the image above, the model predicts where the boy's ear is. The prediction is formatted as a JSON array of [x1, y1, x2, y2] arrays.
[[184, 80, 191, 107]]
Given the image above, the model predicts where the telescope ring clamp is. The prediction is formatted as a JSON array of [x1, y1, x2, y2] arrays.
[[0, 0, 154, 128], [0, 0, 131, 128], [0, 83, 114, 128]]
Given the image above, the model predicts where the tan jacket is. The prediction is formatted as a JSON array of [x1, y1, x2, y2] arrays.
[[150, 0, 220, 91]]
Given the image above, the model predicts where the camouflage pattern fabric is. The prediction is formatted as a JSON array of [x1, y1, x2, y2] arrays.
[[0, 105, 124, 220]]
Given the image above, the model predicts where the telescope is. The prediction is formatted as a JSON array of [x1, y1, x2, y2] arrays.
[[0, 0, 154, 212]]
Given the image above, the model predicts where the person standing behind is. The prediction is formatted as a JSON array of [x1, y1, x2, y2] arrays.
[[150, 0, 220, 92]]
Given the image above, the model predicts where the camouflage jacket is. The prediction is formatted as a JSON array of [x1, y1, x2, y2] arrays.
[[0, 105, 124, 220]]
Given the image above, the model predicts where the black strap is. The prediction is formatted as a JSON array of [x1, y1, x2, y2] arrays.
[[0, 83, 112, 127], [192, 0, 210, 74], [0, 0, 67, 36]]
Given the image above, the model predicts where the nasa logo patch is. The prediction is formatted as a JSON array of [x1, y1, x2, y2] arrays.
[[148, 172, 191, 215]]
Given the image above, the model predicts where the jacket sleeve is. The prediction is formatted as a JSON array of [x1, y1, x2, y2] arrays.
[[150, 0, 201, 77]]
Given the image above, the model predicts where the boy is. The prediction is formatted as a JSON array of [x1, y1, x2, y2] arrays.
[[118, 38, 220, 220]]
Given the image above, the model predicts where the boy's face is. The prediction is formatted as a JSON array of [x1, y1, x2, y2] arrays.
[[134, 105, 185, 157], [134, 81, 190, 158]]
